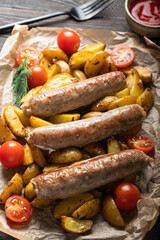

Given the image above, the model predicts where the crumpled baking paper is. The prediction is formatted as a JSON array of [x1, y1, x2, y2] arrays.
[[0, 25, 160, 240]]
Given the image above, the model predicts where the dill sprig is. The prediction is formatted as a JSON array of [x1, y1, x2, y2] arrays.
[[12, 57, 31, 107]]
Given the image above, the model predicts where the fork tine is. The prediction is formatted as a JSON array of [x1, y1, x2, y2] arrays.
[[80, 0, 102, 9], [81, 0, 103, 11], [84, 0, 115, 16], [83, 0, 109, 14]]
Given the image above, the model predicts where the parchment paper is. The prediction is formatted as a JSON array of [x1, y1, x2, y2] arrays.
[[0, 25, 160, 240]]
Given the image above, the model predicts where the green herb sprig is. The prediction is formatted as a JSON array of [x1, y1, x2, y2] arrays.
[[12, 57, 31, 107]]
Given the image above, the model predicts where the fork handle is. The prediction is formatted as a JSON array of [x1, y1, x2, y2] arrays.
[[0, 11, 68, 32]]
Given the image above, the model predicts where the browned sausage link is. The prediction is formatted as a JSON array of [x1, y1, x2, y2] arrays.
[[27, 104, 146, 150], [31, 149, 153, 199], [22, 71, 126, 117]]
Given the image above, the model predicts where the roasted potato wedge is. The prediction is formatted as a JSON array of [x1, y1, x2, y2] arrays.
[[0, 173, 23, 204], [54, 193, 94, 219], [48, 147, 83, 164], [119, 141, 128, 150], [47, 63, 61, 79], [107, 138, 121, 154], [126, 70, 144, 98], [47, 113, 80, 124], [39, 52, 51, 69], [22, 163, 41, 185], [69, 51, 92, 69], [120, 66, 132, 76], [116, 123, 142, 140], [108, 95, 137, 110], [71, 69, 87, 81], [135, 66, 152, 83], [82, 42, 106, 53], [23, 143, 34, 166], [100, 56, 117, 74], [55, 60, 71, 74], [82, 111, 102, 119], [20, 86, 42, 104], [115, 88, 130, 98], [81, 150, 90, 160], [61, 216, 93, 233], [83, 142, 106, 157], [3, 104, 25, 137], [32, 146, 47, 168], [13, 106, 30, 127], [24, 182, 36, 201], [136, 88, 154, 113], [91, 96, 118, 112], [30, 116, 52, 128], [42, 47, 68, 63], [0, 116, 16, 143], [72, 198, 101, 219], [91, 190, 102, 198], [31, 198, 54, 208], [84, 51, 109, 78], [103, 195, 125, 227], [42, 164, 64, 173]]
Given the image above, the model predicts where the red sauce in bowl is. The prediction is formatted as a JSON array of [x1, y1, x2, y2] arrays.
[[129, 0, 160, 26]]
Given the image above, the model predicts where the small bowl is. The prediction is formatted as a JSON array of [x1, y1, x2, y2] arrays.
[[125, 0, 160, 38]]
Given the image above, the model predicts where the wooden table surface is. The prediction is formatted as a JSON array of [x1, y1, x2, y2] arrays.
[[0, 0, 159, 239]]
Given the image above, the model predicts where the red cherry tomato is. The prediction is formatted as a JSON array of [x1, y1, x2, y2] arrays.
[[5, 195, 31, 223], [113, 182, 141, 210], [110, 45, 135, 68], [28, 65, 48, 89], [127, 135, 154, 154], [0, 141, 24, 168], [16, 47, 39, 67], [57, 30, 80, 55]]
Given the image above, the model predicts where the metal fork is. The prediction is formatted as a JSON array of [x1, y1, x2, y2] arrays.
[[0, 0, 115, 32]]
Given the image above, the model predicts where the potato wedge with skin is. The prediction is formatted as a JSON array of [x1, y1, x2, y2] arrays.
[[119, 141, 128, 150], [61, 216, 93, 233], [24, 182, 36, 201], [47, 113, 80, 124], [81, 150, 90, 160], [13, 106, 30, 127], [39, 73, 78, 93], [23, 143, 34, 166], [82, 111, 102, 119], [0, 173, 23, 204], [42, 164, 62, 173], [100, 56, 117, 74], [120, 66, 132, 76], [22, 163, 41, 185], [91, 190, 102, 198], [0, 116, 16, 143], [107, 138, 121, 154], [108, 95, 137, 110], [69, 50, 93, 69], [82, 42, 106, 53], [83, 142, 106, 157], [20, 86, 42, 104], [72, 198, 101, 219], [48, 147, 83, 164], [115, 88, 130, 98], [103, 195, 125, 227], [54, 193, 94, 219], [3, 104, 25, 137], [30, 116, 52, 128], [71, 69, 87, 81], [47, 63, 61, 80], [31, 198, 54, 208], [31, 146, 47, 168], [39, 52, 52, 69], [136, 88, 154, 113], [55, 60, 71, 74], [91, 96, 118, 112], [84, 51, 109, 78], [135, 66, 152, 84], [42, 47, 68, 63], [116, 123, 142, 140], [126, 70, 144, 98]]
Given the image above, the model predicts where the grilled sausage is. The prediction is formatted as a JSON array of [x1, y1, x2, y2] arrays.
[[22, 71, 126, 117], [27, 104, 146, 150], [32, 149, 153, 199]]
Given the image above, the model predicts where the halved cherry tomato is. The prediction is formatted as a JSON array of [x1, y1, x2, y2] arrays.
[[16, 47, 39, 67], [0, 141, 24, 168], [110, 45, 135, 68], [127, 135, 154, 154], [57, 30, 80, 55], [5, 195, 31, 223], [28, 65, 48, 89], [113, 182, 141, 210]]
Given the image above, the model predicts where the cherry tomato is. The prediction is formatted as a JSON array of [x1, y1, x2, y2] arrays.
[[5, 195, 31, 223], [16, 47, 39, 67], [110, 45, 135, 68], [113, 182, 141, 210], [0, 141, 24, 168], [28, 65, 48, 89], [57, 30, 80, 55], [127, 135, 154, 154]]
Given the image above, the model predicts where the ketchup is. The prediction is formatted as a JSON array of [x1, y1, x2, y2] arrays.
[[129, 0, 160, 26]]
